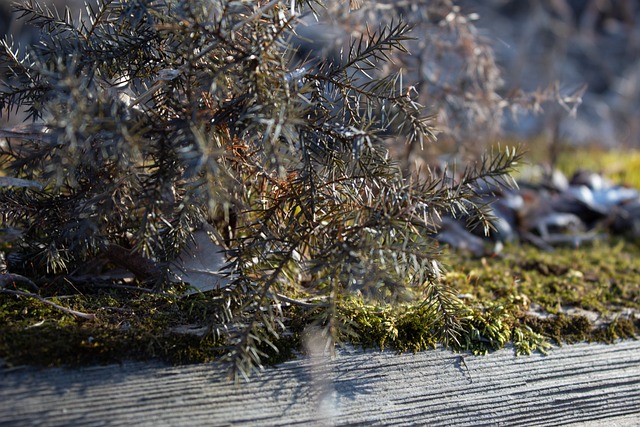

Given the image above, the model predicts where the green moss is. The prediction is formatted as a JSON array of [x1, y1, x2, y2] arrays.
[[1, 238, 639, 368], [338, 299, 441, 353], [444, 240, 640, 314], [591, 318, 639, 343], [439, 239, 639, 350], [0, 322, 223, 367], [522, 314, 592, 345], [0, 288, 226, 367]]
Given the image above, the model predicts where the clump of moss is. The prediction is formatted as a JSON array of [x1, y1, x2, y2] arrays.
[[521, 314, 639, 346], [337, 294, 552, 356], [522, 314, 592, 345], [591, 318, 639, 344], [338, 300, 440, 353]]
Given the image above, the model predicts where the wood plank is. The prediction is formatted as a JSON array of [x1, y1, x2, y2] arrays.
[[1, 340, 639, 426]]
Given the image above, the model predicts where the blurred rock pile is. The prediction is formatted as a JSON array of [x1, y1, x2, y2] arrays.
[[435, 167, 640, 256]]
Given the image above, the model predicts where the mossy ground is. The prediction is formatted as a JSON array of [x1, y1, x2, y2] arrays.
[[440, 239, 640, 345], [2, 145, 640, 368], [0, 284, 227, 367], [1, 237, 638, 368]]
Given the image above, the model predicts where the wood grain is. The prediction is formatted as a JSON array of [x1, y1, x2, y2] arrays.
[[1, 340, 639, 426]]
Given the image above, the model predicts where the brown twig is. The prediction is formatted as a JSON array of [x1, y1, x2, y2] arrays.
[[0, 288, 97, 321]]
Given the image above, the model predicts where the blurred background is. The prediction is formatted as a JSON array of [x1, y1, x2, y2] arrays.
[[458, 0, 640, 166], [3, 0, 640, 252], [2, 0, 639, 172]]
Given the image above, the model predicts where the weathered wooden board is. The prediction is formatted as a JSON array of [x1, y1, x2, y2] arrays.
[[1, 340, 639, 426]]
